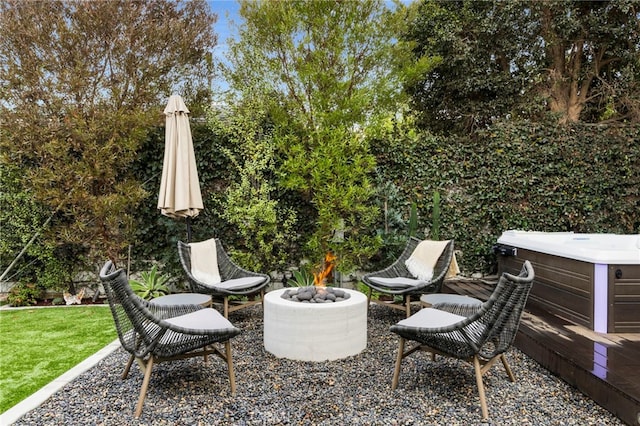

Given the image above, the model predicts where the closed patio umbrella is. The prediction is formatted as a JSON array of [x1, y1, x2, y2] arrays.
[[157, 94, 203, 242]]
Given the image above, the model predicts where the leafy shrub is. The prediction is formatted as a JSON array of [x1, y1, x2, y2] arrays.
[[7, 282, 43, 307], [370, 114, 640, 273], [357, 282, 387, 301]]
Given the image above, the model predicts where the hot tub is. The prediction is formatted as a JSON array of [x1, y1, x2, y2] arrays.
[[496, 230, 640, 333]]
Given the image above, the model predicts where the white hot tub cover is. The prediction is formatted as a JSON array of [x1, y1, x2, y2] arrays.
[[497, 230, 640, 264]]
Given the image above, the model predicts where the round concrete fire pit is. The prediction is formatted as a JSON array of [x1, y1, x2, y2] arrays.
[[263, 288, 367, 361]]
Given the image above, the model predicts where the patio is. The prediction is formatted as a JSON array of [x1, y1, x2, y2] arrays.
[[6, 299, 627, 425]]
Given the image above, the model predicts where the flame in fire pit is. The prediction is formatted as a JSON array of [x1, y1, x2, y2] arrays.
[[313, 252, 336, 286]]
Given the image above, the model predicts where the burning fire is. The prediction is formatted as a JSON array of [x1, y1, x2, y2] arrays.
[[313, 252, 337, 286]]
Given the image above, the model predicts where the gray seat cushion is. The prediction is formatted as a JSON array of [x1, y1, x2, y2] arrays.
[[367, 276, 426, 289], [163, 308, 235, 332]]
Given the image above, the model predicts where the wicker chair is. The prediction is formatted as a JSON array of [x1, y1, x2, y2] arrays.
[[390, 260, 535, 422], [362, 238, 455, 317], [99, 261, 241, 418], [178, 239, 270, 318]]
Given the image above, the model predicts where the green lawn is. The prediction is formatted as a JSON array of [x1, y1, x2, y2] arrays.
[[0, 306, 117, 413]]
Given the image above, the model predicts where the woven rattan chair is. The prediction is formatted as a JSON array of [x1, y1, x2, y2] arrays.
[[362, 238, 455, 317], [178, 239, 270, 318], [389, 260, 535, 422], [99, 261, 241, 418]]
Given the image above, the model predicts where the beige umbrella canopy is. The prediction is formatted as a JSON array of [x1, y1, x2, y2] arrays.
[[157, 94, 203, 241]]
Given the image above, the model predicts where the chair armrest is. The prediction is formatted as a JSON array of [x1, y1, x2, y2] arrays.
[[363, 237, 421, 280], [216, 242, 271, 281]]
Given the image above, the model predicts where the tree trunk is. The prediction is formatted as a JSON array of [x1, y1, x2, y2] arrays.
[[548, 88, 583, 124], [540, 4, 601, 125]]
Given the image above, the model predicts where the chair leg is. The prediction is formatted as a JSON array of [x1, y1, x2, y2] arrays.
[[223, 297, 229, 319], [122, 354, 135, 379], [135, 356, 155, 418], [500, 353, 516, 382], [473, 355, 489, 422], [366, 288, 372, 314], [405, 295, 411, 318], [392, 338, 405, 390], [225, 341, 236, 395]]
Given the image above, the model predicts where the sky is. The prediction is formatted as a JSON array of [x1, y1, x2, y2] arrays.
[[207, 1, 241, 91], [208, 1, 241, 58]]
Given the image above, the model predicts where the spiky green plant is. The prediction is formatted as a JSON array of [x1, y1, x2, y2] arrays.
[[408, 202, 418, 237], [290, 268, 314, 287], [129, 265, 170, 300]]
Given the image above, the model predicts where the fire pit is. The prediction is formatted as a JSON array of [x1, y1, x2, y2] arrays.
[[279, 286, 351, 303], [263, 287, 367, 361]]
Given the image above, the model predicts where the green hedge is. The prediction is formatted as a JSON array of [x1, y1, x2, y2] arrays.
[[6, 117, 636, 290], [372, 117, 640, 273], [130, 117, 639, 278]]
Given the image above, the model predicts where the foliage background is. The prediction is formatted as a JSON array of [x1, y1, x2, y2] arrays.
[[1, 0, 639, 291], [0, 0, 217, 292], [126, 115, 640, 278], [372, 118, 640, 273]]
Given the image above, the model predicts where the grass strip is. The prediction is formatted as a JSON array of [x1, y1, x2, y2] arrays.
[[0, 306, 116, 413]]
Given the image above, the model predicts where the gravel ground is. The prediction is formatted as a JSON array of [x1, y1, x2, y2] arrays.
[[14, 305, 624, 426]]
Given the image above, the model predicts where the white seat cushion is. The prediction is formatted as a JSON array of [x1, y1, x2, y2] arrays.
[[397, 307, 466, 329], [367, 276, 425, 289], [216, 276, 265, 290]]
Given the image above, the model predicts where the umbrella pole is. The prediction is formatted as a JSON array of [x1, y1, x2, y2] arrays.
[[186, 217, 193, 243]]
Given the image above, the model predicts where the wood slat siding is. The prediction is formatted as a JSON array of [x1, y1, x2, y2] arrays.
[[498, 248, 594, 329], [610, 265, 640, 333]]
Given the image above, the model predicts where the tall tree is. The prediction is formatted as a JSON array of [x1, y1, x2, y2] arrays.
[[405, 1, 535, 134], [535, 1, 640, 124], [219, 0, 424, 273], [405, 0, 640, 132], [0, 0, 217, 285]]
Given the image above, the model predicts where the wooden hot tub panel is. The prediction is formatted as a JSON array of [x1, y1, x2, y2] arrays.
[[499, 249, 640, 333], [500, 248, 593, 329], [609, 264, 640, 333]]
